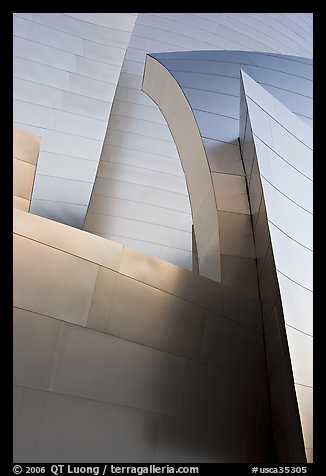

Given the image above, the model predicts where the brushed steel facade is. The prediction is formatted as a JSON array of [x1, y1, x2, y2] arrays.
[[13, 13, 312, 269], [13, 13, 313, 464]]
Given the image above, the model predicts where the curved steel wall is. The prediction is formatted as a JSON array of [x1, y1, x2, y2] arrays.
[[84, 13, 312, 270], [13, 13, 137, 228], [240, 72, 313, 462], [142, 52, 312, 461], [13, 13, 312, 268]]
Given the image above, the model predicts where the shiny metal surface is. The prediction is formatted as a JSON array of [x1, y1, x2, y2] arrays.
[[13, 13, 136, 228], [13, 126, 40, 211], [13, 208, 123, 270], [218, 211, 255, 259], [108, 274, 206, 359], [241, 70, 312, 461], [85, 15, 312, 270], [212, 173, 250, 214], [13, 234, 99, 325], [142, 55, 221, 281], [13, 307, 61, 389], [13, 13, 313, 463], [13, 206, 269, 462], [51, 322, 186, 415], [201, 311, 265, 381]]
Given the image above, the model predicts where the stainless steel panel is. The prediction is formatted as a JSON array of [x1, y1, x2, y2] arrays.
[[87, 267, 117, 333], [242, 429, 274, 463], [264, 305, 286, 376], [212, 173, 250, 214], [14, 13, 34, 20], [258, 245, 279, 320], [245, 97, 274, 148], [14, 54, 70, 91], [13, 385, 23, 431], [218, 211, 255, 259], [35, 392, 159, 462], [13, 16, 83, 54], [105, 128, 179, 159], [109, 114, 174, 142], [273, 413, 307, 463], [13, 234, 98, 325], [69, 73, 117, 101], [97, 161, 186, 194], [201, 311, 266, 381], [32, 175, 93, 205], [13, 99, 54, 129], [114, 85, 156, 107], [276, 271, 313, 336], [36, 151, 98, 183], [159, 246, 192, 271], [203, 138, 244, 175], [13, 126, 40, 165], [87, 193, 133, 218], [295, 384, 313, 456], [31, 13, 132, 46], [13, 387, 47, 463], [76, 56, 121, 82], [53, 110, 107, 141], [272, 97, 312, 149], [13, 159, 35, 201], [286, 326, 313, 387], [30, 200, 87, 229], [51, 323, 186, 415], [164, 59, 244, 77], [221, 254, 259, 298], [112, 100, 167, 125], [115, 217, 191, 250], [155, 413, 244, 463], [100, 143, 184, 175], [248, 52, 312, 79], [13, 208, 124, 271], [269, 222, 313, 291], [244, 64, 312, 97], [172, 70, 240, 96], [254, 199, 270, 276], [118, 245, 220, 312], [256, 141, 313, 214], [240, 70, 276, 114], [269, 358, 300, 431], [83, 40, 126, 65], [66, 12, 136, 31], [263, 85, 312, 119], [13, 307, 61, 389], [248, 156, 263, 221], [13, 36, 77, 72], [241, 117, 255, 177], [119, 244, 262, 332], [13, 77, 62, 109], [13, 196, 29, 211], [193, 109, 238, 142], [261, 177, 313, 250], [180, 361, 262, 430], [130, 202, 191, 231], [28, 128, 103, 161], [269, 121, 312, 181], [239, 82, 247, 148], [61, 91, 112, 120], [184, 88, 239, 119], [108, 274, 205, 359]]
